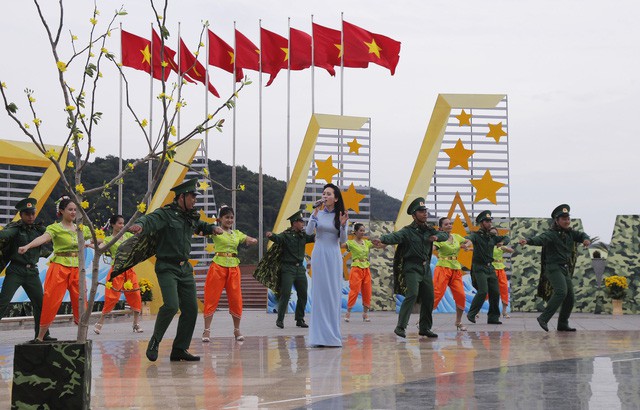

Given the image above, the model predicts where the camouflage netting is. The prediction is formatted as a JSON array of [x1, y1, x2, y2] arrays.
[[368, 221, 396, 311]]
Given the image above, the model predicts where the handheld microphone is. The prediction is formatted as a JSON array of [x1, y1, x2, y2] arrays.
[[312, 199, 325, 209]]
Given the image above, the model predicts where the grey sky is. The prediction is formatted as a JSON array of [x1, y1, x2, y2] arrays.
[[1, 1, 638, 241]]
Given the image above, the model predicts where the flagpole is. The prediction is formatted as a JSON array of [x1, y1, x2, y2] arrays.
[[204, 22, 210, 210], [258, 19, 264, 260], [286, 17, 291, 185], [311, 15, 315, 114], [339, 13, 345, 186], [118, 23, 123, 214], [148, 23, 154, 204], [177, 23, 182, 145], [232, 21, 237, 227]]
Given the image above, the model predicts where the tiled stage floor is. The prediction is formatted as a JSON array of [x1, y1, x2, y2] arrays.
[[1, 311, 639, 409]]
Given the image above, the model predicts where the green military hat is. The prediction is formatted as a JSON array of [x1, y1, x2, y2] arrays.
[[15, 197, 37, 212], [406, 197, 427, 215], [475, 210, 493, 224], [551, 204, 570, 219], [171, 178, 200, 196], [287, 211, 304, 222]]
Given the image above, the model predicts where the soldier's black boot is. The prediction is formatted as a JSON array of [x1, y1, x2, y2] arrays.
[[536, 317, 549, 332], [276, 319, 284, 329], [419, 329, 438, 338], [170, 348, 200, 362], [296, 319, 308, 328], [394, 327, 406, 338], [146, 336, 160, 362], [42, 332, 57, 342]]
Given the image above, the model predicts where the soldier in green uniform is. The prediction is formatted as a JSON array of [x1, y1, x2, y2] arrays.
[[519, 204, 590, 332], [0, 198, 56, 341], [265, 211, 315, 329], [373, 198, 448, 338], [466, 210, 510, 325], [128, 178, 220, 362]]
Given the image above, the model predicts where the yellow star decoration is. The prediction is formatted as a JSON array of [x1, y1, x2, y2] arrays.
[[444, 139, 475, 170], [443, 191, 477, 269], [347, 138, 362, 155], [470, 170, 505, 204], [315, 155, 340, 184], [198, 210, 216, 224], [205, 243, 216, 254], [281, 47, 289, 61], [141, 45, 151, 65], [228, 51, 235, 64], [342, 183, 366, 214], [305, 203, 315, 213], [364, 39, 382, 58], [486, 122, 507, 143], [456, 110, 472, 126]]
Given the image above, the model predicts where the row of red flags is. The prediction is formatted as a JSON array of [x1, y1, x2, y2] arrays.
[[121, 21, 401, 97]]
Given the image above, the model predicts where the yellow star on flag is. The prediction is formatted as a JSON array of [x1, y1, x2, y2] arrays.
[[470, 170, 505, 204], [347, 138, 363, 154], [342, 183, 366, 213], [315, 155, 341, 184], [141, 45, 151, 65], [364, 39, 382, 58], [486, 122, 507, 143], [335, 43, 343, 58], [444, 139, 475, 170], [456, 110, 472, 127], [281, 47, 289, 61], [227, 50, 235, 64]]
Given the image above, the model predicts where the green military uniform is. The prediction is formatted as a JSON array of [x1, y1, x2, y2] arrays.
[[525, 204, 589, 331], [268, 211, 315, 327], [466, 210, 510, 324], [380, 198, 448, 337], [0, 198, 52, 339], [132, 179, 215, 360]]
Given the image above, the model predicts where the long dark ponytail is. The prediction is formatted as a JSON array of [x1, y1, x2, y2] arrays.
[[324, 183, 345, 233]]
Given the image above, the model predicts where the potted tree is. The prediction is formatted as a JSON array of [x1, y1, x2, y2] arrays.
[[1, 1, 247, 407]]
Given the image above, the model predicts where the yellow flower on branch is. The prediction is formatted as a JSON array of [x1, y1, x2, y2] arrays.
[[238, 184, 246, 191], [127, 163, 135, 171], [170, 125, 177, 137], [57, 61, 67, 72], [101, 47, 108, 54], [33, 118, 42, 127], [71, 35, 78, 41], [105, 281, 113, 290], [81, 200, 89, 209], [123, 280, 134, 291], [89, 146, 96, 154], [45, 148, 57, 158], [67, 161, 74, 168], [66, 105, 75, 111], [1, 82, 6, 88], [203, 168, 209, 176], [161, 61, 168, 67], [140, 119, 148, 127], [95, 229, 105, 241], [89, 18, 98, 25], [137, 202, 147, 213], [75, 183, 85, 194], [28, 96, 36, 103]]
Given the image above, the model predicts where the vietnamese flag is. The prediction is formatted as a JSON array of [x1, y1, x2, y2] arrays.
[[343, 21, 401, 75], [235, 29, 260, 71], [151, 30, 182, 80], [121, 30, 171, 81], [260, 27, 288, 86], [312, 23, 368, 71], [179, 39, 220, 97], [208, 29, 243, 82], [290, 27, 335, 76]]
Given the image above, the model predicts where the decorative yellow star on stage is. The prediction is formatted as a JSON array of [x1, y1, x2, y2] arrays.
[[315, 155, 341, 184], [141, 45, 151, 65], [347, 138, 363, 155], [444, 139, 475, 170], [470, 170, 505, 204], [364, 39, 382, 58], [486, 122, 507, 143], [198, 210, 217, 225], [456, 110, 472, 127], [227, 50, 235, 64], [342, 183, 366, 213], [305, 203, 314, 213], [281, 47, 289, 61], [205, 243, 215, 254]]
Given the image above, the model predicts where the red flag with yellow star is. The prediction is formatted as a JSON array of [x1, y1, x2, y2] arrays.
[[235, 29, 260, 71], [260, 27, 288, 86], [343, 21, 401, 75], [312, 23, 368, 72], [290, 27, 335, 75], [122, 30, 170, 81], [208, 29, 243, 82], [178, 38, 220, 97]]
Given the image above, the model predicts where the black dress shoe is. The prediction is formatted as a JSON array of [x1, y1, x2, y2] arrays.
[[536, 317, 549, 332], [419, 329, 438, 338], [394, 327, 406, 338], [487, 320, 503, 325], [296, 319, 309, 328], [146, 336, 160, 362], [170, 348, 200, 362], [557, 326, 576, 332], [276, 320, 284, 329], [43, 334, 58, 342], [467, 313, 476, 324]]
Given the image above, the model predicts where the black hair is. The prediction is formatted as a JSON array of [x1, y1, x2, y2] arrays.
[[218, 206, 234, 221], [323, 183, 345, 233], [56, 197, 74, 217], [438, 217, 449, 228], [109, 214, 124, 225], [353, 223, 364, 232]]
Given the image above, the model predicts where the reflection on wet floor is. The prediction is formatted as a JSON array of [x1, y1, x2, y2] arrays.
[[2, 329, 639, 408]]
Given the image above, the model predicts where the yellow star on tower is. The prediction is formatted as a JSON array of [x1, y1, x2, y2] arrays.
[[486, 122, 507, 143], [315, 155, 341, 184], [456, 110, 472, 126], [364, 39, 382, 58], [342, 183, 366, 213], [141, 45, 151, 65], [470, 170, 505, 204], [444, 139, 475, 170], [305, 203, 315, 213], [347, 138, 363, 155]]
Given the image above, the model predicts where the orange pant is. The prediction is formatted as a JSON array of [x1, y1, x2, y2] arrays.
[[495, 269, 509, 305], [102, 268, 142, 314], [40, 262, 84, 327], [204, 262, 243, 318], [432, 266, 466, 310], [347, 266, 372, 309]]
